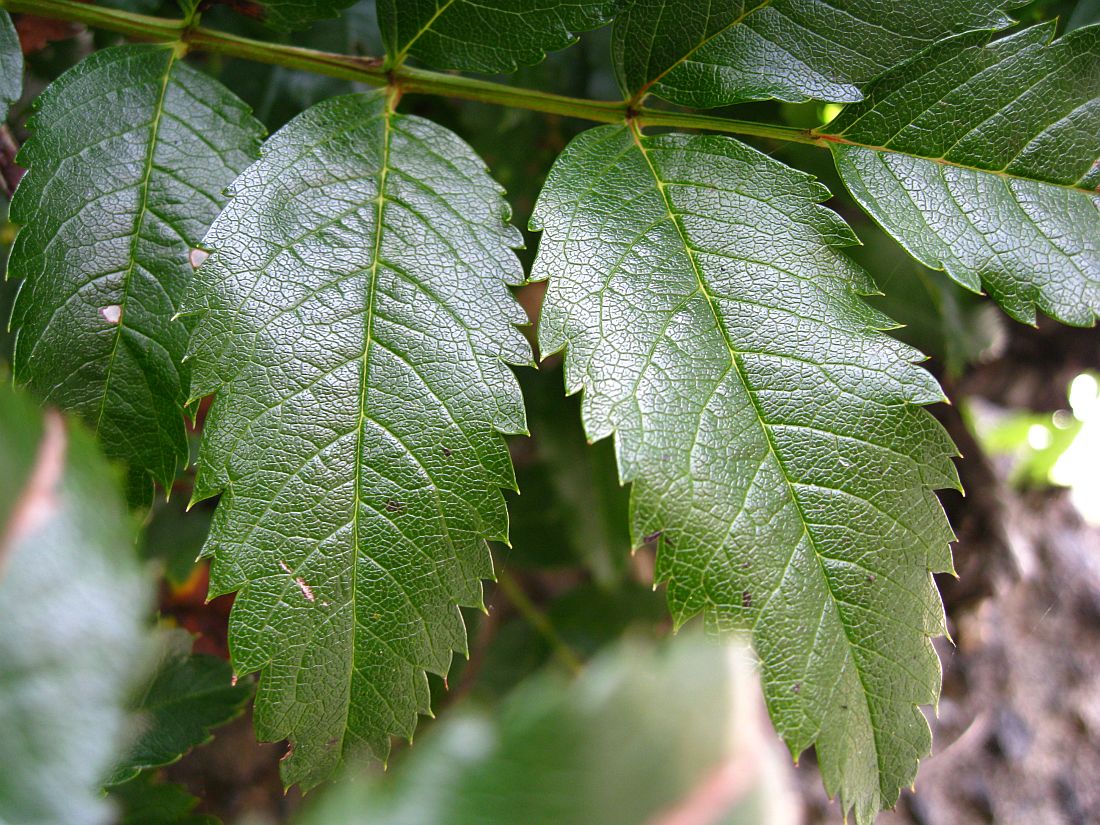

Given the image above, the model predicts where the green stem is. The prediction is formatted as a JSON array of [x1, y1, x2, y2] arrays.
[[0, 0, 827, 148], [495, 569, 583, 675]]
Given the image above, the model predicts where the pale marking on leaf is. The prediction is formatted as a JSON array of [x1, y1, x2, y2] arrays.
[[1, 410, 67, 571], [279, 560, 316, 602], [100, 304, 122, 325], [189, 248, 209, 269]]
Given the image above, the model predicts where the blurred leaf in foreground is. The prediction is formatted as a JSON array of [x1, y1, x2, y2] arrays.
[[0, 385, 152, 825], [297, 634, 798, 825]]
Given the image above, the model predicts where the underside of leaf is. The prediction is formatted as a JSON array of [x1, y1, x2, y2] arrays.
[[8, 45, 262, 498], [532, 125, 958, 823], [820, 24, 1100, 326], [185, 89, 530, 787]]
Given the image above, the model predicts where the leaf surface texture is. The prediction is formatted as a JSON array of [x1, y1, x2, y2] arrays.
[[379, 0, 618, 73], [8, 45, 263, 496], [186, 89, 530, 787], [532, 125, 957, 823], [612, 0, 1014, 107], [820, 24, 1100, 325]]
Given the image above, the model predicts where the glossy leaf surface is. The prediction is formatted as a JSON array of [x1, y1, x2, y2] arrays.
[[612, 0, 1013, 106], [9, 45, 262, 499], [186, 89, 529, 788], [820, 24, 1100, 326], [379, 0, 618, 73], [532, 125, 957, 823]]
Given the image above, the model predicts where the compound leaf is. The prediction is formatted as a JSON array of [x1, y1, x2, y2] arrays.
[[379, 0, 619, 74], [185, 89, 530, 788], [0, 385, 152, 825], [109, 629, 252, 785], [612, 0, 1014, 107], [819, 24, 1100, 326], [532, 125, 957, 824], [8, 45, 263, 500]]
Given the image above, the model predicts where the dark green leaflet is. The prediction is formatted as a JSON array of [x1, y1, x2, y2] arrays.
[[612, 0, 1014, 107], [532, 125, 957, 824], [185, 89, 530, 787], [820, 24, 1100, 326], [9, 45, 263, 500], [379, 0, 619, 73], [109, 629, 251, 785]]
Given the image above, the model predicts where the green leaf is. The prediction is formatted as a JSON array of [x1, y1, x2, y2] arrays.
[[8, 45, 263, 499], [0, 10, 22, 122], [184, 89, 530, 788], [819, 24, 1100, 326], [0, 385, 153, 825], [854, 229, 1001, 379], [379, 0, 619, 73], [109, 629, 252, 785], [253, 0, 359, 33], [109, 773, 218, 825], [531, 125, 957, 824], [295, 636, 794, 825], [612, 0, 1014, 107]]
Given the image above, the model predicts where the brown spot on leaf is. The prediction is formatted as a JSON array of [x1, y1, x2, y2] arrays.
[[442, 446, 453, 457], [741, 590, 752, 609], [385, 499, 404, 513]]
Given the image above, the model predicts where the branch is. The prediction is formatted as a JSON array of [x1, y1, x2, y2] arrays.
[[0, 0, 825, 148]]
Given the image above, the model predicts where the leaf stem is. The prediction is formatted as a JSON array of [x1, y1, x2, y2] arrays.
[[0, 0, 826, 148], [494, 569, 583, 675]]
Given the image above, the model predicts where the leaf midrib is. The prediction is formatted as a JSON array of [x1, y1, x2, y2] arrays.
[[629, 0, 774, 103], [816, 132, 1100, 196], [93, 48, 175, 441], [342, 94, 395, 763], [628, 123, 887, 798], [392, 0, 458, 66]]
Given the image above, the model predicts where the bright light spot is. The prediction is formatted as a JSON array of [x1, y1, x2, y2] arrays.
[[820, 103, 844, 124], [1053, 373, 1100, 525], [1069, 373, 1099, 421], [1027, 424, 1052, 450], [1052, 409, 1075, 430]]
